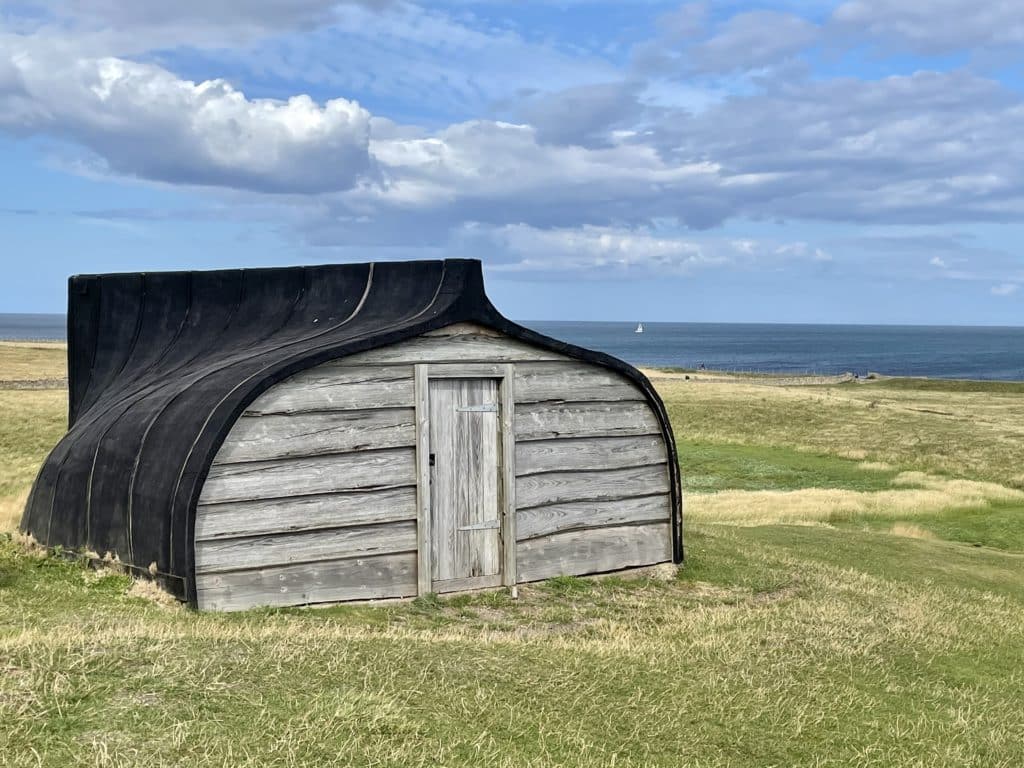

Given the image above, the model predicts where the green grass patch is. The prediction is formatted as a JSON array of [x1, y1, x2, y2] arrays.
[[0, 390, 67, 530], [539, 574, 594, 596], [678, 440, 901, 494], [733, 523, 1024, 602], [4, 345, 1024, 765], [0, 391, 67, 493], [4, 528, 1024, 766], [677, 527, 793, 594], [851, 503, 1024, 553], [660, 377, 1024, 489], [860, 377, 1024, 394]]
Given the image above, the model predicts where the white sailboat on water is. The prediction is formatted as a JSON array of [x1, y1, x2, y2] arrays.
[[635, 322, 644, 334]]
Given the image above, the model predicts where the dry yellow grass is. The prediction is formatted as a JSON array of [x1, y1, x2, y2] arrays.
[[858, 460, 893, 471], [688, 472, 1024, 526], [0, 390, 66, 530], [0, 489, 29, 533], [0, 341, 67, 383], [2, 345, 1024, 766], [3, 523, 1024, 767], [889, 522, 937, 540], [659, 376, 1024, 488], [126, 577, 184, 609]]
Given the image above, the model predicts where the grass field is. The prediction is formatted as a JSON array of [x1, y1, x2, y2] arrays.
[[2, 346, 1023, 767], [0, 341, 68, 385]]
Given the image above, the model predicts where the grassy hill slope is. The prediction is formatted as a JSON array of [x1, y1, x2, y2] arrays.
[[2, 348, 1022, 767]]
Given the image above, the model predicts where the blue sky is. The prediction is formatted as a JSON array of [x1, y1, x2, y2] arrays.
[[1, 1, 1022, 323]]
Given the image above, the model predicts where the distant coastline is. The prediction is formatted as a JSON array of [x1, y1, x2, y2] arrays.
[[2, 314, 1023, 381], [0, 313, 65, 342], [527, 321, 1024, 382]]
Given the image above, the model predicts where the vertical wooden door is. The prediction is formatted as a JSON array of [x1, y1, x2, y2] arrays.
[[428, 377, 502, 590]]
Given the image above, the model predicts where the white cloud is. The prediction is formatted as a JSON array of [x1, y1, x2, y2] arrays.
[[772, 241, 832, 262], [649, 70, 1024, 226], [206, 4, 619, 119], [690, 11, 819, 74], [444, 223, 842, 277], [348, 70, 1024, 234], [355, 118, 723, 229], [930, 256, 946, 267], [454, 223, 722, 275], [8, 0, 392, 51], [0, 50, 373, 193], [513, 81, 644, 148], [833, 0, 1024, 54], [4, 0, 1024, 275], [5, 44, 1024, 235], [657, 3, 708, 42], [633, 7, 818, 76], [991, 282, 1019, 296]]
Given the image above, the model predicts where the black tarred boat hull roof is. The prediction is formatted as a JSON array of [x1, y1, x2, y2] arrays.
[[22, 259, 682, 603]]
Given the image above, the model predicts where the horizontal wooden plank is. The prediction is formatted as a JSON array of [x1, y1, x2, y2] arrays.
[[199, 448, 416, 505], [514, 362, 645, 404], [196, 552, 417, 612], [432, 573, 504, 594], [195, 487, 417, 540], [195, 521, 417, 574], [516, 463, 669, 510], [515, 435, 667, 476], [517, 495, 672, 541], [246, 365, 413, 414], [421, 322, 505, 338], [426, 363, 508, 378], [515, 401, 661, 441], [338, 332, 569, 366], [517, 523, 672, 583], [214, 409, 415, 464]]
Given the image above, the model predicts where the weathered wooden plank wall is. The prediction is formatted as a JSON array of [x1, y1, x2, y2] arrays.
[[195, 323, 673, 611]]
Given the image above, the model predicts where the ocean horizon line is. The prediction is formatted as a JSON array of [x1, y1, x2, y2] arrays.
[[1, 312, 1022, 332]]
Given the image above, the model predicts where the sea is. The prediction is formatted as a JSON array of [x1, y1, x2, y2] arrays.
[[2, 313, 1023, 381]]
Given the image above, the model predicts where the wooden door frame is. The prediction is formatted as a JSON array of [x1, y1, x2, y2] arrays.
[[414, 363, 516, 595]]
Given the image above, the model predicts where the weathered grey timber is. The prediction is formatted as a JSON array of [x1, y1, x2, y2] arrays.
[[515, 435, 667, 476], [194, 322, 677, 611], [428, 377, 502, 586], [27, 259, 681, 611], [195, 487, 416, 540], [213, 409, 415, 464], [514, 401, 662, 441], [498, 363, 517, 587], [195, 521, 417, 574], [243, 366, 415, 415], [517, 523, 672, 582], [515, 464, 670, 510], [198, 447, 416, 504], [513, 362, 647, 403], [516, 495, 672, 541], [338, 325, 570, 366], [196, 552, 418, 612]]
